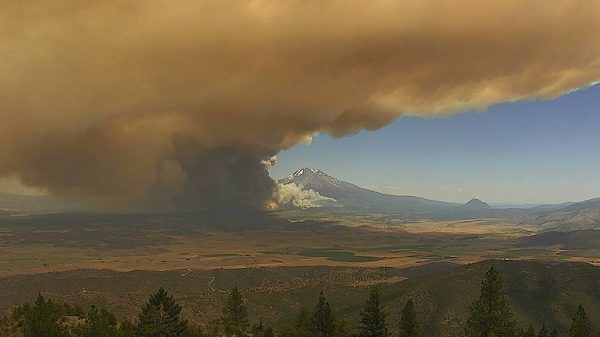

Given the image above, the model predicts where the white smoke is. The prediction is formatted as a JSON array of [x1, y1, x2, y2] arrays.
[[274, 183, 337, 209]]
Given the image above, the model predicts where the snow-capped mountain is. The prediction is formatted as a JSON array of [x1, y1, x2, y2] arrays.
[[279, 167, 459, 214], [280, 168, 363, 196], [277, 167, 567, 218]]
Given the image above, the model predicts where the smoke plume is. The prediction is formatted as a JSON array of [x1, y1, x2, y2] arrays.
[[272, 183, 337, 209], [1, 0, 599, 210]]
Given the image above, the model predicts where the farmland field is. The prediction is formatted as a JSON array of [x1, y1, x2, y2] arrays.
[[1, 210, 597, 278]]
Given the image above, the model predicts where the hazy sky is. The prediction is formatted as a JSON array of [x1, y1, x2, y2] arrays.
[[1, 1, 599, 209], [271, 84, 600, 205]]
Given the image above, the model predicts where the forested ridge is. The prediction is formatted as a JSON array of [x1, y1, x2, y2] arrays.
[[0, 267, 594, 337]]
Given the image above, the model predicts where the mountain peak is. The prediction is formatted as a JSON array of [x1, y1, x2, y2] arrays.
[[279, 167, 349, 190], [283, 167, 329, 181], [464, 198, 491, 208]]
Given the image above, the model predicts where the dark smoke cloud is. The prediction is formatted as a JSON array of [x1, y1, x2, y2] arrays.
[[0, 0, 599, 210], [170, 144, 275, 211]]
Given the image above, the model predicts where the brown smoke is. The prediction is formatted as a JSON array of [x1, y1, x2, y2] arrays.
[[1, 0, 599, 210]]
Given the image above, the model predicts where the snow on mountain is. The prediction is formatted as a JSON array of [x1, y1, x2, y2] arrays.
[[276, 167, 577, 219], [278, 167, 459, 214]]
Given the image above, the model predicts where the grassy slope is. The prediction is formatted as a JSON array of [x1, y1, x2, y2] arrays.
[[518, 229, 600, 250], [372, 260, 600, 337], [0, 260, 598, 336]]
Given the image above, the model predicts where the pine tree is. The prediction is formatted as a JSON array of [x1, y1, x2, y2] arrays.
[[537, 325, 549, 337], [251, 320, 275, 337], [464, 266, 516, 337], [117, 320, 136, 337], [222, 287, 249, 337], [357, 287, 388, 337], [569, 305, 590, 337], [334, 319, 352, 337], [16, 294, 69, 337], [182, 324, 205, 337], [280, 308, 313, 337], [398, 299, 419, 337], [311, 291, 336, 337], [136, 288, 188, 337], [252, 320, 265, 336], [521, 326, 535, 337], [73, 305, 118, 337], [296, 308, 313, 337]]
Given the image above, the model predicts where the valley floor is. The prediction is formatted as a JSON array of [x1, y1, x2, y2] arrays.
[[0, 211, 598, 278], [0, 212, 599, 335]]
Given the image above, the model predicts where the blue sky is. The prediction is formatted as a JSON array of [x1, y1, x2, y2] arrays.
[[270, 84, 600, 205]]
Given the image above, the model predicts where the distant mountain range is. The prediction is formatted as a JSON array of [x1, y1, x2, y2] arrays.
[[519, 197, 600, 231], [279, 168, 529, 218], [279, 167, 600, 227], [2, 167, 599, 230], [280, 168, 458, 214]]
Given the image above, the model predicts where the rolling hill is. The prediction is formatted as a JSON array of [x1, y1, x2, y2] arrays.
[[519, 197, 600, 231], [517, 229, 600, 250], [0, 260, 598, 337], [376, 259, 600, 337]]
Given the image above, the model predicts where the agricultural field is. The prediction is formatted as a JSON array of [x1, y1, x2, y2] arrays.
[[0, 211, 597, 278]]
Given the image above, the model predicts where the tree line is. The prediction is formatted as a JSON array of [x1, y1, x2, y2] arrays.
[[0, 267, 593, 337]]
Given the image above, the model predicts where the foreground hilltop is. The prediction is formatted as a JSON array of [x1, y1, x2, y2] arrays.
[[0, 259, 598, 336]]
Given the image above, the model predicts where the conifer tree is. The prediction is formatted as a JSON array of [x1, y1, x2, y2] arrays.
[[464, 266, 516, 337], [398, 299, 419, 337], [73, 305, 118, 337], [312, 291, 336, 337], [279, 308, 313, 337], [295, 308, 313, 337], [251, 320, 275, 337], [569, 305, 590, 337], [550, 327, 559, 337], [357, 287, 388, 337], [222, 287, 249, 337], [537, 325, 549, 337], [521, 325, 535, 337], [252, 320, 265, 336], [136, 288, 188, 337], [334, 319, 352, 337], [117, 320, 136, 337], [16, 294, 69, 337]]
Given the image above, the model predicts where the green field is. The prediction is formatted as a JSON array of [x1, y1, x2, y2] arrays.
[[298, 250, 383, 262]]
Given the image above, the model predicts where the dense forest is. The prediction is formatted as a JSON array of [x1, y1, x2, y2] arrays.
[[0, 267, 592, 337]]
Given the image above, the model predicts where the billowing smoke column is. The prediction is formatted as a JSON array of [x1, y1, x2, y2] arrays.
[[0, 0, 599, 210]]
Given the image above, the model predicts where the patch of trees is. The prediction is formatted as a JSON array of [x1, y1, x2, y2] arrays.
[[0, 267, 593, 337]]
